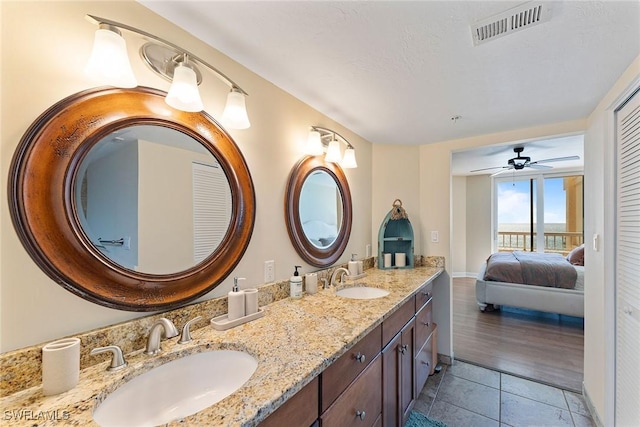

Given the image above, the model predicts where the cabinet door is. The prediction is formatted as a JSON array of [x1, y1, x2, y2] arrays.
[[382, 320, 415, 427], [399, 320, 416, 426], [382, 332, 401, 427]]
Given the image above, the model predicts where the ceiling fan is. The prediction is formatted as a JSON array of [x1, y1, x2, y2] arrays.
[[470, 147, 580, 176]]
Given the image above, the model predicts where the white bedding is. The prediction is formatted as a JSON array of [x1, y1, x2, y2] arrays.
[[475, 263, 584, 318]]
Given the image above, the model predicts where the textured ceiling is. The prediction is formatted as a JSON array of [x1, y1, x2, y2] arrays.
[[140, 0, 639, 148]]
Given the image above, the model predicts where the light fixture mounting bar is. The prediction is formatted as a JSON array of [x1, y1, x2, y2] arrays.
[[311, 126, 353, 148], [86, 14, 248, 96]]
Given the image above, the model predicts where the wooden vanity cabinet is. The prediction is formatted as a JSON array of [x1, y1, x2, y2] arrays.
[[321, 325, 382, 412], [381, 297, 417, 427], [320, 355, 383, 427], [414, 282, 437, 395], [258, 376, 319, 427], [260, 281, 438, 427]]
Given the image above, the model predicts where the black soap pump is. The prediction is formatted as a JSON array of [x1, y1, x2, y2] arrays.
[[289, 266, 302, 299]]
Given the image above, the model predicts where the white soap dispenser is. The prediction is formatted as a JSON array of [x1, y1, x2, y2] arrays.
[[228, 277, 246, 321], [348, 253, 359, 276], [289, 266, 303, 299]]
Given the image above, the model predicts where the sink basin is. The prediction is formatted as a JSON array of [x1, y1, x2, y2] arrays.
[[93, 350, 257, 427], [336, 286, 390, 299]]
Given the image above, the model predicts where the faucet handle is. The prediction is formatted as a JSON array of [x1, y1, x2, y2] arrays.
[[178, 316, 202, 344], [90, 345, 127, 371]]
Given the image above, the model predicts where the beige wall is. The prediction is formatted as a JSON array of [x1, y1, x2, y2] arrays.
[[371, 144, 421, 257], [0, 1, 373, 351], [451, 176, 466, 276], [583, 55, 640, 425], [466, 175, 492, 275]]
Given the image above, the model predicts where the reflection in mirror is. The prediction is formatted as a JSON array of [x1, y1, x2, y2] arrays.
[[75, 125, 232, 275], [299, 171, 343, 249], [285, 155, 352, 267]]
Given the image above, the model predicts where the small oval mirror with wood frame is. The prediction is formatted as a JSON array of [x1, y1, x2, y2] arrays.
[[285, 156, 352, 267], [8, 86, 256, 311]]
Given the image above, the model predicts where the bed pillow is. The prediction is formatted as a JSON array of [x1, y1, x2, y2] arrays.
[[566, 244, 585, 266]]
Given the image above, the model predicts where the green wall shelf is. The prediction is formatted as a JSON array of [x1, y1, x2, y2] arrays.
[[378, 211, 414, 270]]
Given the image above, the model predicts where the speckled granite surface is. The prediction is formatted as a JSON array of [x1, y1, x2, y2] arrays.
[[1, 263, 443, 426]]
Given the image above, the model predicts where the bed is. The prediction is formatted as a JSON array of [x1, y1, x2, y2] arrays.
[[475, 248, 585, 318]]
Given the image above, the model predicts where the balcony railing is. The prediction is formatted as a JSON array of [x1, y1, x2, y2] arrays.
[[497, 231, 584, 255]]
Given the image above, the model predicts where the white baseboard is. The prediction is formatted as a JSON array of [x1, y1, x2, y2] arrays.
[[582, 382, 604, 427], [452, 272, 478, 278]]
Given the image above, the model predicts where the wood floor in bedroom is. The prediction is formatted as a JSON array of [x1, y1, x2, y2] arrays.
[[452, 277, 585, 393]]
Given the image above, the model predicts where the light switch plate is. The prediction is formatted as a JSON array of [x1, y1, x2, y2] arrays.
[[431, 231, 439, 243]]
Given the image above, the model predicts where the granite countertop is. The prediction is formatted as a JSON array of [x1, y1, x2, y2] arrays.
[[1, 266, 442, 426]]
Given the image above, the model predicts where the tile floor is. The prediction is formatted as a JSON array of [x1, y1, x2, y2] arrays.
[[413, 360, 596, 427]]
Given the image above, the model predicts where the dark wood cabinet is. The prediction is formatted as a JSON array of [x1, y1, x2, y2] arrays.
[[320, 355, 382, 427], [259, 376, 319, 427], [382, 319, 416, 427], [261, 280, 438, 427], [322, 325, 382, 412], [400, 321, 416, 425]]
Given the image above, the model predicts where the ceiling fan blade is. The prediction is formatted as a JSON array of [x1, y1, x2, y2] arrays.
[[470, 166, 507, 173], [490, 168, 514, 177], [528, 164, 552, 170], [531, 155, 580, 164]]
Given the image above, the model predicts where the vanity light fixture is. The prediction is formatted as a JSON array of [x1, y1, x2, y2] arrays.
[[305, 126, 358, 169], [84, 15, 251, 129]]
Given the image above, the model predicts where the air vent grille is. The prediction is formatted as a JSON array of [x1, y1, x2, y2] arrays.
[[471, 2, 552, 46]]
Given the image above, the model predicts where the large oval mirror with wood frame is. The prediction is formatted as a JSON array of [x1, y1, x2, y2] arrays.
[[285, 156, 352, 267], [8, 86, 255, 311]]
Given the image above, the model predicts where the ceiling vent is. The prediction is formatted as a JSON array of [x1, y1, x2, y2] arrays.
[[471, 1, 552, 46]]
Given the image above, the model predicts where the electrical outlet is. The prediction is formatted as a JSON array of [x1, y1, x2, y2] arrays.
[[366, 244, 372, 257], [431, 231, 439, 243], [264, 260, 275, 283]]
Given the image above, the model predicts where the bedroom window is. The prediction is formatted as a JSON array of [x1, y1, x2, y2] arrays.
[[495, 173, 583, 255]]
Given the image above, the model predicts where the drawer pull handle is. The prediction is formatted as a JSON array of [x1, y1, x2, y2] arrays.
[[354, 352, 366, 363], [399, 344, 409, 355], [421, 321, 430, 327], [356, 410, 366, 420], [423, 292, 431, 298]]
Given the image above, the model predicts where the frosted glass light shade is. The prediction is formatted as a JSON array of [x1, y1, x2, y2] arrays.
[[221, 88, 250, 129], [325, 139, 342, 163], [165, 63, 204, 112], [85, 28, 137, 88], [341, 147, 358, 168], [306, 130, 324, 155]]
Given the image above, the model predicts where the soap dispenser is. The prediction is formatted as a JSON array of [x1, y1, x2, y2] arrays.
[[228, 277, 246, 321], [348, 254, 359, 276], [290, 266, 303, 299]]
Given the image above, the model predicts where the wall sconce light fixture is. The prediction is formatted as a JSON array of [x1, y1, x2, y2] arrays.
[[84, 15, 250, 129], [305, 126, 357, 168]]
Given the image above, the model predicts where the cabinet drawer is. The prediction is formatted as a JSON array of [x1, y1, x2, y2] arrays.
[[259, 376, 319, 427], [415, 334, 434, 395], [321, 355, 382, 427], [382, 297, 415, 346], [415, 299, 433, 353], [322, 324, 382, 412], [415, 281, 434, 312]]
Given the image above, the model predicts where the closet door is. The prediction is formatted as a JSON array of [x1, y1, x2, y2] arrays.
[[615, 87, 640, 427]]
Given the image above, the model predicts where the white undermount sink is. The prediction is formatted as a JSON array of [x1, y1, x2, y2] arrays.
[[93, 350, 258, 427], [336, 286, 390, 299]]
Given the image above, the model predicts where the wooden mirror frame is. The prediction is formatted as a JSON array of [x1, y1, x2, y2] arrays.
[[8, 86, 256, 311], [285, 156, 352, 267]]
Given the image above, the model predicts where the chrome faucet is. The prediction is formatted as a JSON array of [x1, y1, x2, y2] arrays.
[[145, 318, 179, 355], [90, 345, 127, 371], [329, 267, 350, 287]]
